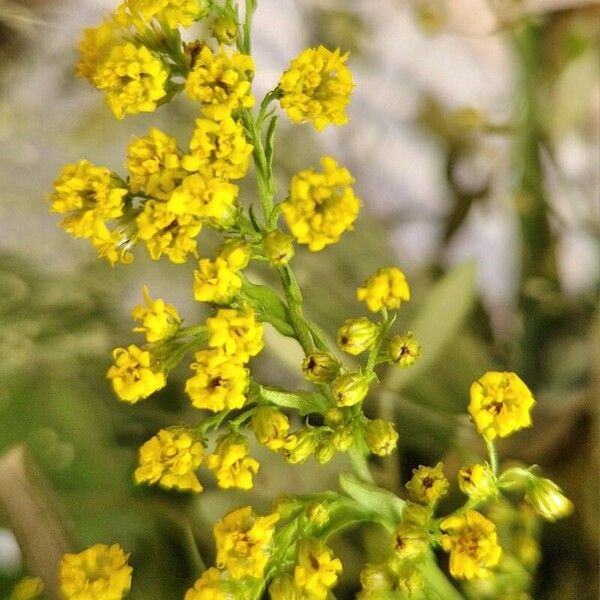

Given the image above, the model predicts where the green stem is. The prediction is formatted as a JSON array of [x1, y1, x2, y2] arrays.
[[348, 448, 375, 484], [421, 553, 466, 600], [485, 437, 499, 477], [278, 266, 314, 355]]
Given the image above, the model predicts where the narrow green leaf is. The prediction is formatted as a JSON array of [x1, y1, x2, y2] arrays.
[[265, 115, 278, 171], [259, 385, 329, 415], [239, 278, 294, 337]]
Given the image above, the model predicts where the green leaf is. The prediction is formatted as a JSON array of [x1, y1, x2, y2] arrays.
[[239, 278, 294, 337], [264, 115, 278, 171], [258, 385, 329, 416], [339, 473, 405, 524]]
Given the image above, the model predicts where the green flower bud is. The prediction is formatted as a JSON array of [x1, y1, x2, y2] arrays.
[[524, 476, 573, 522], [388, 332, 421, 367], [402, 502, 430, 527], [263, 230, 295, 266], [268, 573, 299, 600], [217, 238, 252, 271], [359, 563, 393, 591], [396, 564, 424, 597], [331, 372, 369, 407], [283, 429, 318, 464], [457, 463, 496, 500], [364, 419, 399, 456], [324, 407, 345, 427], [251, 406, 290, 451], [314, 439, 335, 464], [406, 462, 449, 505], [393, 523, 429, 560], [301, 351, 341, 383], [306, 501, 330, 526], [332, 426, 354, 451], [337, 317, 378, 355], [211, 15, 238, 45], [273, 494, 303, 519]]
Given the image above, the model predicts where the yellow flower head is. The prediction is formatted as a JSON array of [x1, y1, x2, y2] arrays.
[[301, 351, 341, 383], [185, 46, 255, 120], [206, 305, 264, 362], [214, 505, 280, 580], [107, 344, 166, 403], [440, 510, 502, 580], [357, 267, 410, 313], [388, 332, 421, 367], [168, 174, 239, 225], [126, 128, 183, 199], [279, 46, 353, 131], [406, 462, 449, 505], [468, 371, 535, 441], [93, 42, 168, 119], [458, 463, 496, 500], [136, 200, 202, 263], [206, 433, 260, 490], [132, 286, 181, 343], [193, 257, 242, 305], [182, 117, 253, 181], [184, 568, 234, 600], [331, 372, 369, 407], [268, 573, 302, 600], [58, 544, 132, 600], [251, 406, 290, 451], [185, 349, 249, 412], [124, 0, 203, 29], [76, 20, 120, 83], [135, 427, 204, 492], [11, 577, 44, 600], [262, 230, 295, 267], [282, 156, 361, 252], [294, 538, 342, 600], [217, 238, 252, 271]]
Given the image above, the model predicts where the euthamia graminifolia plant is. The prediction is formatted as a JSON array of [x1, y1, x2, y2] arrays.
[[41, 1, 573, 599]]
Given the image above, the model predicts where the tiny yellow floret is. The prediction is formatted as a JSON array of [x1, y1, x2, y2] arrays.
[[184, 568, 233, 600], [193, 257, 242, 304], [132, 286, 181, 342], [206, 305, 264, 362], [76, 20, 119, 83], [58, 544, 132, 600], [468, 371, 535, 441], [124, 0, 203, 29], [252, 406, 290, 451], [406, 462, 449, 505], [294, 538, 342, 600], [357, 267, 410, 313], [206, 434, 260, 489], [458, 463, 496, 500]]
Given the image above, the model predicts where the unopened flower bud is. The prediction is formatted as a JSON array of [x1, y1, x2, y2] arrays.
[[217, 238, 252, 271], [251, 406, 290, 451], [364, 419, 399, 456], [283, 430, 318, 464], [337, 317, 378, 355], [458, 463, 496, 500], [268, 574, 298, 600], [393, 523, 429, 560], [524, 476, 574, 522], [406, 462, 449, 505], [331, 372, 369, 407], [302, 351, 341, 383], [360, 563, 393, 591], [332, 426, 354, 451], [388, 332, 421, 367], [402, 502, 429, 527], [211, 16, 238, 45], [397, 565, 424, 597], [306, 501, 330, 526], [273, 494, 302, 519], [263, 230, 295, 266], [325, 407, 345, 427], [315, 439, 335, 464]]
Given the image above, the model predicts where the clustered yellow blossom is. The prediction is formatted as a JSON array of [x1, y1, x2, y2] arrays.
[[441, 510, 502, 580], [357, 267, 410, 313], [10, 577, 44, 600], [252, 406, 290, 451], [58, 544, 132, 600], [293, 538, 342, 599], [132, 286, 181, 342], [468, 371, 535, 441], [213, 505, 280, 579], [279, 46, 353, 131], [185, 45, 255, 120], [76, 20, 119, 82], [123, 0, 204, 29], [135, 427, 204, 492], [206, 305, 265, 360], [206, 433, 260, 489], [107, 344, 166, 403], [193, 257, 242, 304], [458, 463, 496, 500], [282, 156, 361, 251], [184, 567, 234, 600], [406, 462, 449, 505]]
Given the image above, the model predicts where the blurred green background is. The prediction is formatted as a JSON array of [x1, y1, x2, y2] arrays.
[[0, 0, 598, 598]]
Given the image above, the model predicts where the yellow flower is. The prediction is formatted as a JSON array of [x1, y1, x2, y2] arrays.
[[136, 200, 202, 263], [212, 16, 238, 45], [388, 332, 421, 367], [336, 317, 378, 355], [11, 577, 44, 600], [75, 20, 119, 83], [213, 505, 279, 580], [124, 0, 203, 29], [281, 156, 361, 251], [406, 462, 449, 505], [58, 544, 132, 600], [268, 574, 302, 600], [206, 305, 264, 362], [357, 267, 410, 313], [168, 174, 239, 225], [294, 538, 342, 600], [468, 371, 535, 441], [279, 46, 353, 132], [185, 349, 249, 411], [440, 510, 502, 580], [107, 344, 166, 403], [134, 428, 204, 492], [364, 419, 399, 457], [182, 117, 253, 181], [193, 257, 242, 304], [93, 42, 168, 119], [126, 128, 183, 199], [458, 464, 496, 500], [251, 406, 290, 451], [184, 568, 234, 600], [206, 434, 260, 489], [185, 45, 255, 120], [216, 238, 252, 271], [131, 286, 181, 342], [262, 230, 295, 267]]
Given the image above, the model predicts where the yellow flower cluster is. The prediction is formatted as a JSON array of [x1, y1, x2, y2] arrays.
[[185, 45, 255, 120], [281, 156, 361, 251], [206, 433, 260, 489], [48, 160, 131, 265], [107, 344, 166, 403], [184, 568, 234, 600], [135, 427, 204, 492], [441, 510, 502, 580], [10, 577, 43, 600], [58, 544, 132, 600], [193, 257, 242, 304], [206, 305, 265, 360], [357, 267, 410, 313], [132, 286, 181, 343], [123, 0, 204, 29], [468, 371, 535, 441], [293, 538, 342, 599], [279, 46, 353, 131]]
